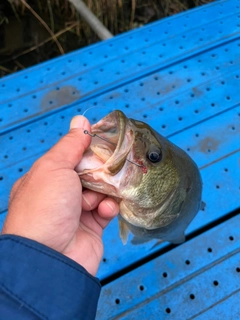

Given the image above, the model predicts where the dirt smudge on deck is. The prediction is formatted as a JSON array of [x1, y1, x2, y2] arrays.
[[41, 86, 80, 111], [190, 136, 220, 154]]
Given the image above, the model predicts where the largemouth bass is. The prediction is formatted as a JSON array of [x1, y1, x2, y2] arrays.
[[77, 110, 202, 245]]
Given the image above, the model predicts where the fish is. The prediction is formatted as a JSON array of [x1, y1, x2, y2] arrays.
[[76, 110, 202, 245]]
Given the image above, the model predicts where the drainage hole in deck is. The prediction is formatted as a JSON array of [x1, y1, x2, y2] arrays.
[[165, 308, 171, 314]]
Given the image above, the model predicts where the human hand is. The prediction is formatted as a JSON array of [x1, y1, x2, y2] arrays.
[[2, 116, 119, 276]]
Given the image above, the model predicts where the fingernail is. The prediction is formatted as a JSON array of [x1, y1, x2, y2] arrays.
[[105, 200, 115, 212], [82, 194, 92, 209], [70, 115, 86, 129]]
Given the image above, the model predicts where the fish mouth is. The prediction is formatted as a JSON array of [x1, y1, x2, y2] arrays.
[[77, 110, 134, 175]]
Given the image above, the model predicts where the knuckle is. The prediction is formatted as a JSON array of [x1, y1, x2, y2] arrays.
[[32, 155, 55, 172], [9, 178, 22, 201]]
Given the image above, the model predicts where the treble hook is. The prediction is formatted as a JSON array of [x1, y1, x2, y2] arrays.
[[83, 129, 143, 168]]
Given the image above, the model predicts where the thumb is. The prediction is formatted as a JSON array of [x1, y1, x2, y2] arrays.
[[45, 115, 91, 169]]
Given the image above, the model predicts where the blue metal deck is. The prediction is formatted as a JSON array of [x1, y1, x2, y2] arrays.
[[0, 0, 240, 318]]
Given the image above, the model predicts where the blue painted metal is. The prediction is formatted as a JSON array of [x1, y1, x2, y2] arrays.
[[1, 0, 240, 131], [96, 215, 240, 319], [0, 0, 240, 318]]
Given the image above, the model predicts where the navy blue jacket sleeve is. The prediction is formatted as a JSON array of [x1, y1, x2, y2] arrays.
[[0, 235, 101, 320]]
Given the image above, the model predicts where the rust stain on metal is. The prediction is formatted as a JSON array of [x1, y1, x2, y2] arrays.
[[41, 86, 80, 111], [198, 137, 220, 153]]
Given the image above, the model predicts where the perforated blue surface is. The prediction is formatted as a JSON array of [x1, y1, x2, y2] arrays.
[[0, 0, 240, 318], [97, 215, 240, 319]]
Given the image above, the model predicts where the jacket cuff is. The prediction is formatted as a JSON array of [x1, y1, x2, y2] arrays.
[[0, 235, 101, 320]]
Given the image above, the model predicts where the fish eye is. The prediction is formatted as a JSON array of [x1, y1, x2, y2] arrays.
[[147, 147, 162, 163]]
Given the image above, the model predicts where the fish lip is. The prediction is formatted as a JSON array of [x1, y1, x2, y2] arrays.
[[91, 110, 125, 139], [90, 110, 132, 174]]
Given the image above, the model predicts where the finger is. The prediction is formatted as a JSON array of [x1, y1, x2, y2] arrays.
[[43, 116, 91, 169], [92, 198, 119, 229], [82, 190, 106, 211], [98, 198, 119, 220]]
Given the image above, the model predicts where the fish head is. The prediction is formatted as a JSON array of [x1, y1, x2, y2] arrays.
[[77, 110, 180, 230]]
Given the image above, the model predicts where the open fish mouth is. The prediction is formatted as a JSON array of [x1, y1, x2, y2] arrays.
[[77, 110, 135, 176]]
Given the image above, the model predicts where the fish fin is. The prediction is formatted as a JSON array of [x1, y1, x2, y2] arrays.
[[118, 218, 129, 245], [131, 236, 152, 245], [170, 233, 186, 244], [150, 239, 164, 250]]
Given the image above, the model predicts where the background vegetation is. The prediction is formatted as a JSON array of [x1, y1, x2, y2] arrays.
[[0, 0, 212, 77]]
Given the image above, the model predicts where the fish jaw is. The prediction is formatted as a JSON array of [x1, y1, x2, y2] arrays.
[[76, 110, 135, 197]]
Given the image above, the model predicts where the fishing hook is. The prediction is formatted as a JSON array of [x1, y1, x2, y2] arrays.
[[83, 129, 143, 168]]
